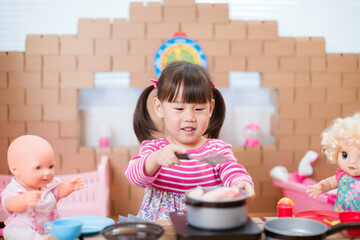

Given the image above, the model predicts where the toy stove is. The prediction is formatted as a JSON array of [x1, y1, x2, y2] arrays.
[[170, 211, 262, 240]]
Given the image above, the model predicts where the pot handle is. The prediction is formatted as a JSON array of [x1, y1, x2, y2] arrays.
[[326, 222, 360, 236]]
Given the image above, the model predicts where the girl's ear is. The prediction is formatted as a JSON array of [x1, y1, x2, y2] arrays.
[[209, 99, 215, 117], [154, 97, 164, 118]]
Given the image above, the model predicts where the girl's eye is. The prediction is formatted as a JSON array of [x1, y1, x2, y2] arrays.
[[49, 165, 54, 169], [175, 108, 183, 111], [341, 151, 348, 160], [195, 108, 204, 111], [36, 166, 41, 170]]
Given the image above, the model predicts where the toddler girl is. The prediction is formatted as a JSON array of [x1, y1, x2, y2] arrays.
[[1, 135, 84, 239], [125, 61, 254, 220], [307, 112, 360, 212]]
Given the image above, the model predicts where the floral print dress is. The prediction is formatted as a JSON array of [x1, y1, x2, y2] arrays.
[[137, 186, 187, 220], [334, 169, 360, 212]]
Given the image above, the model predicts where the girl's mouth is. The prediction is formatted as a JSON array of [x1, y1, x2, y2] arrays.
[[182, 127, 195, 132]]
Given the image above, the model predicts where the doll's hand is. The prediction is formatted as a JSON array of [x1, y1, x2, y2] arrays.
[[23, 190, 41, 207], [236, 181, 255, 201], [69, 177, 85, 191], [307, 183, 324, 199]]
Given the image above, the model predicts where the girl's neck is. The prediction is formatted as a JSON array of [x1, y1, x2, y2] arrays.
[[166, 135, 208, 150]]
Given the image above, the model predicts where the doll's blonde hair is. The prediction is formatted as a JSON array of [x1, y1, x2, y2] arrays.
[[321, 112, 360, 162]]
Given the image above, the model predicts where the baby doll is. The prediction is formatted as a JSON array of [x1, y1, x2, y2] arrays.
[[1, 135, 84, 240], [307, 112, 360, 212]]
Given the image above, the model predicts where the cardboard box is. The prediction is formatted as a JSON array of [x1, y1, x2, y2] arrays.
[[214, 21, 246, 40], [163, 0, 195, 6], [294, 119, 326, 136], [25, 55, 42, 72], [26, 89, 58, 105], [197, 3, 229, 24], [113, 56, 145, 72], [43, 56, 76, 72], [279, 104, 310, 120], [277, 89, 294, 104], [278, 135, 310, 151], [129, 39, 161, 57], [43, 72, 60, 88], [0, 73, 7, 88], [0, 89, 25, 105], [0, 106, 8, 122], [113, 19, 145, 39], [342, 104, 360, 117], [26, 35, 59, 55], [343, 73, 360, 87], [60, 35, 93, 55], [78, 56, 111, 72], [262, 148, 294, 167], [8, 72, 41, 89], [95, 39, 128, 56], [213, 56, 245, 72], [247, 21, 278, 40], [197, 40, 230, 56], [208, 71, 229, 88], [247, 57, 278, 72], [9, 105, 42, 121], [262, 72, 294, 89], [0, 52, 24, 72], [164, 7, 196, 23], [327, 54, 357, 72], [0, 122, 25, 137], [130, 72, 157, 88], [62, 150, 96, 172], [280, 57, 310, 72], [129, 2, 162, 23], [26, 122, 59, 138], [326, 88, 357, 104], [181, 23, 213, 40], [264, 37, 295, 56], [276, 119, 294, 135], [310, 104, 341, 120], [294, 73, 310, 88], [295, 89, 326, 104], [295, 37, 325, 56], [59, 89, 78, 105], [60, 121, 80, 137], [310, 57, 326, 72], [0, 138, 9, 154], [43, 105, 78, 121], [147, 23, 180, 39], [233, 145, 261, 167], [61, 72, 94, 89], [78, 18, 111, 39], [47, 138, 79, 154], [231, 40, 262, 56], [311, 73, 341, 88], [109, 147, 129, 185]]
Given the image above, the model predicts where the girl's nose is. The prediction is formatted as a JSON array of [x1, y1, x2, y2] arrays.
[[184, 109, 195, 121]]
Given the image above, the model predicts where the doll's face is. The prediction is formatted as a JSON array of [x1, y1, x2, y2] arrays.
[[8, 135, 56, 191], [338, 144, 360, 177]]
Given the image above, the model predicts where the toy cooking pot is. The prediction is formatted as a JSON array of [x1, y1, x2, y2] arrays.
[[264, 217, 360, 239], [185, 186, 248, 230]]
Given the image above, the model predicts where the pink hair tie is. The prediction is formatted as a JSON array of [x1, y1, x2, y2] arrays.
[[150, 79, 158, 89], [211, 82, 215, 88]]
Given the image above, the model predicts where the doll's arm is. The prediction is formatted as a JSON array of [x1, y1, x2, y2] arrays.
[[5, 190, 41, 213], [307, 175, 338, 199], [57, 176, 84, 200]]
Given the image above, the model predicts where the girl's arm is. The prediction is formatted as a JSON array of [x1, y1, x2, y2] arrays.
[[5, 190, 41, 213], [307, 175, 338, 199], [57, 176, 84, 200]]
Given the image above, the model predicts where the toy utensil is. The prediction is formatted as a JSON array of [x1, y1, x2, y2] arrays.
[[176, 153, 230, 165]]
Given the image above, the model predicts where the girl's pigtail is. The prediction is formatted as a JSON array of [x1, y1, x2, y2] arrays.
[[205, 88, 226, 138], [133, 85, 157, 143]]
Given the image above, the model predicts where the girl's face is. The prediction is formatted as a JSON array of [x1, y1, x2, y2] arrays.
[[338, 144, 360, 176], [154, 87, 214, 149], [14, 151, 56, 191]]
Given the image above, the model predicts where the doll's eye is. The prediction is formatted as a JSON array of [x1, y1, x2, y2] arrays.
[[49, 165, 54, 169], [341, 151, 348, 160], [36, 166, 41, 170]]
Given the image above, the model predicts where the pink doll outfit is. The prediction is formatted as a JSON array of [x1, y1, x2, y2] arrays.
[[334, 168, 360, 212], [1, 177, 61, 240]]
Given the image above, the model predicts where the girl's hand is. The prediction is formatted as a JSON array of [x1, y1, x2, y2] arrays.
[[307, 183, 324, 199], [236, 181, 255, 201], [152, 144, 187, 168], [24, 190, 41, 207]]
